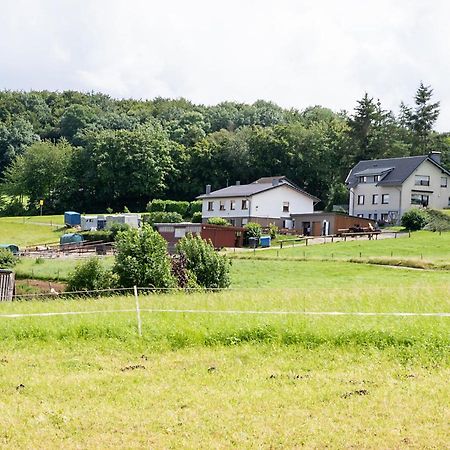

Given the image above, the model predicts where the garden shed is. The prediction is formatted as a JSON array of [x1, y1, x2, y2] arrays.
[[64, 211, 81, 227]]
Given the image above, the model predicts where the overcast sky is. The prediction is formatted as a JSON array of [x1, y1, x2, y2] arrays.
[[1, 0, 449, 130]]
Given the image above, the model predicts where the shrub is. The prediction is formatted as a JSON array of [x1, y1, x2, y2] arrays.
[[207, 217, 230, 226], [81, 230, 113, 242], [109, 223, 130, 240], [0, 249, 17, 269], [67, 257, 117, 292], [165, 200, 189, 217], [176, 234, 231, 289], [171, 254, 199, 289], [269, 223, 278, 239], [146, 199, 165, 212], [401, 209, 429, 231], [243, 222, 262, 245], [191, 211, 203, 223], [424, 209, 450, 232], [113, 224, 176, 289], [188, 200, 202, 215], [142, 211, 183, 226]]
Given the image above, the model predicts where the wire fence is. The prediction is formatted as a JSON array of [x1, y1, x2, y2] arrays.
[[0, 285, 448, 340]]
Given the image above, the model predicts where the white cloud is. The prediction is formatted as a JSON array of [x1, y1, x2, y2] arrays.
[[0, 0, 449, 130]]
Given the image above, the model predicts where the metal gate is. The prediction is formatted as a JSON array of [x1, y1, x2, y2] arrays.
[[0, 270, 15, 301]]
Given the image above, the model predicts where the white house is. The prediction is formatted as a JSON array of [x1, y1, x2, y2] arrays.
[[197, 176, 320, 228], [346, 152, 450, 223]]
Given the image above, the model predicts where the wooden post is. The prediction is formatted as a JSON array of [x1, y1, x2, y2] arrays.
[[133, 285, 142, 337]]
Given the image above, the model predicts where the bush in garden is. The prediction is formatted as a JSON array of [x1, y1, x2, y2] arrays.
[[109, 223, 130, 240], [243, 222, 262, 245], [67, 257, 117, 292], [171, 253, 199, 289], [165, 200, 189, 217], [424, 209, 450, 232], [81, 230, 113, 242], [188, 200, 202, 215], [207, 217, 230, 226], [176, 234, 231, 289], [0, 249, 17, 269], [142, 211, 183, 226], [113, 224, 176, 288], [146, 199, 166, 212], [401, 208, 429, 231], [269, 223, 278, 239], [191, 211, 203, 223]]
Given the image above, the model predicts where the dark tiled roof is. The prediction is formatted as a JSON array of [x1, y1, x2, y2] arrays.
[[346, 155, 432, 188], [197, 177, 320, 201]]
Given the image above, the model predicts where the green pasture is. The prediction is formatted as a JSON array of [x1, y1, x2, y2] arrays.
[[248, 230, 450, 263], [0, 215, 66, 246], [14, 256, 450, 288], [0, 287, 448, 448]]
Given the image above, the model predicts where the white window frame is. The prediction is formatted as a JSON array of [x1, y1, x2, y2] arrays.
[[282, 201, 289, 212], [230, 200, 236, 210], [372, 194, 378, 205], [415, 175, 430, 186], [207, 201, 214, 211], [441, 177, 448, 188], [357, 195, 365, 205], [241, 199, 249, 210], [382, 194, 389, 204], [219, 201, 225, 211]]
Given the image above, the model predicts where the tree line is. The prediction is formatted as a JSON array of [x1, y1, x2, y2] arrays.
[[0, 83, 448, 215]]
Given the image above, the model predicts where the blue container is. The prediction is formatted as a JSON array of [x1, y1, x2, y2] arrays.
[[64, 211, 81, 227], [259, 235, 271, 248]]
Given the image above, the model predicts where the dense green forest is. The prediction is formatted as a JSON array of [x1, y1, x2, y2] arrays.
[[0, 83, 448, 215]]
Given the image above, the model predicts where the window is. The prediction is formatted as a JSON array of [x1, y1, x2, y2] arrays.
[[230, 200, 236, 210], [219, 201, 225, 211], [411, 193, 429, 206], [357, 195, 365, 205], [241, 199, 249, 210], [282, 201, 289, 212], [229, 219, 236, 226], [381, 213, 389, 222], [368, 213, 372, 219], [242, 218, 248, 225], [415, 175, 430, 186], [372, 194, 378, 205], [207, 201, 214, 211], [358, 176, 367, 183], [448, 197, 450, 207], [441, 177, 448, 188], [357, 214, 364, 218], [382, 194, 389, 204], [373, 213, 378, 220], [373, 175, 381, 182]]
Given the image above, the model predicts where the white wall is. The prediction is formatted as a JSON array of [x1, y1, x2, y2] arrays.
[[401, 160, 450, 214], [201, 184, 315, 221]]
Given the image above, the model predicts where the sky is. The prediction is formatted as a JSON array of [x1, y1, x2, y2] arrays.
[[1, 0, 450, 130]]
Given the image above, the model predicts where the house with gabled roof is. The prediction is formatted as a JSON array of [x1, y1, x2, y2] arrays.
[[197, 176, 320, 228], [346, 152, 450, 223]]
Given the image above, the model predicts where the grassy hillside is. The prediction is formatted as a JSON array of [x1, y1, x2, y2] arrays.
[[0, 215, 65, 246]]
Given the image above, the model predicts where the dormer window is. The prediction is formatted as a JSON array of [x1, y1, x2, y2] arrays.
[[358, 176, 367, 183], [373, 175, 380, 182]]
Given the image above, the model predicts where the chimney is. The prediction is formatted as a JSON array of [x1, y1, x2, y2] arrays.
[[205, 184, 211, 195], [429, 151, 441, 164], [236, 181, 240, 185]]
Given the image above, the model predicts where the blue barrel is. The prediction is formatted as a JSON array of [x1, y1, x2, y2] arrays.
[[259, 235, 271, 248]]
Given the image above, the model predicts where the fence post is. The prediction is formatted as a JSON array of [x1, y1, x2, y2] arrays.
[[133, 285, 142, 337]]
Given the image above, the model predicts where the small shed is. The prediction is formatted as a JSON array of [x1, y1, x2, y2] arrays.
[[60, 233, 84, 246], [155, 223, 244, 252], [0, 269, 15, 301], [64, 211, 81, 227], [0, 244, 20, 255], [106, 214, 141, 229]]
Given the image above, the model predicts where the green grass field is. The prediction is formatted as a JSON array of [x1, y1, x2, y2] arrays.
[[0, 215, 66, 246], [0, 287, 449, 448], [239, 230, 450, 264], [2, 217, 450, 447]]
